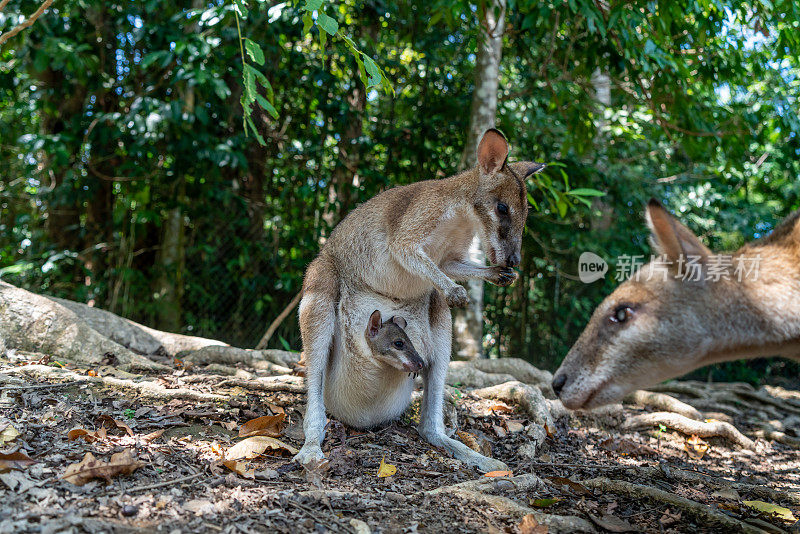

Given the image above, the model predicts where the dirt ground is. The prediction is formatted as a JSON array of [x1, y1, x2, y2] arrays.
[[0, 353, 798, 534]]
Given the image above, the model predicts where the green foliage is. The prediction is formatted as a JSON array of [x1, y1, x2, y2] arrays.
[[234, 0, 392, 144]]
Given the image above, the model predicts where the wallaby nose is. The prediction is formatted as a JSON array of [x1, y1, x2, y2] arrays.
[[551, 373, 568, 397], [403, 354, 424, 373], [506, 253, 520, 268]]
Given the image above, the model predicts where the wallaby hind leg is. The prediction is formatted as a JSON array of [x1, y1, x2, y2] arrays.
[[293, 255, 339, 465], [417, 291, 509, 473]]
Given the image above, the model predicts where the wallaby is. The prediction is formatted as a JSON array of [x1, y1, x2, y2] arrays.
[[324, 307, 424, 429], [553, 199, 800, 410], [294, 129, 544, 472]]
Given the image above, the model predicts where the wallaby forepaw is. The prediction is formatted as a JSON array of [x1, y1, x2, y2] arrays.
[[293, 445, 325, 465], [489, 266, 518, 287], [445, 285, 470, 308]]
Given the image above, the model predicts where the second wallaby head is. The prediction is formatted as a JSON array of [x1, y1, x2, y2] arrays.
[[365, 310, 424, 373], [472, 129, 544, 268]]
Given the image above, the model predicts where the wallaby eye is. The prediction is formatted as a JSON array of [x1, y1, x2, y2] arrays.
[[393, 340, 405, 349], [610, 306, 633, 324], [496, 202, 509, 215]]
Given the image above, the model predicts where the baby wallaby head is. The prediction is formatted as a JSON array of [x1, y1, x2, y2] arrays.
[[365, 310, 424, 373], [473, 129, 545, 268]]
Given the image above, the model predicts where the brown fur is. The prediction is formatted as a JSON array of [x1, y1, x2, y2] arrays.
[[553, 200, 800, 410]]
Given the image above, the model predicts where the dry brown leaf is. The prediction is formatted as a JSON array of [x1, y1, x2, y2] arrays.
[[238, 414, 286, 438], [377, 456, 397, 478], [222, 459, 255, 479], [225, 436, 298, 460], [0, 451, 36, 473], [62, 450, 144, 485], [587, 513, 636, 532], [490, 402, 515, 413], [456, 430, 481, 453], [143, 429, 165, 443], [302, 458, 330, 487], [484, 470, 513, 477], [94, 415, 133, 437], [0, 425, 20, 446], [545, 476, 592, 496], [599, 437, 658, 457], [67, 426, 108, 443], [684, 434, 709, 459], [518, 514, 548, 534], [221, 421, 238, 431], [742, 500, 797, 522]]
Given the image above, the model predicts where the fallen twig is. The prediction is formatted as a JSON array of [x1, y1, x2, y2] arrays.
[[120, 472, 204, 494], [580, 477, 766, 534]]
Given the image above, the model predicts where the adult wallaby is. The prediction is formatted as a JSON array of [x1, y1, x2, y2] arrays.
[[553, 199, 800, 410], [294, 129, 544, 472]]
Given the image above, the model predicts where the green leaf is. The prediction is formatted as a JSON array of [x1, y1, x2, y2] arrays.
[[526, 192, 539, 211], [242, 67, 256, 104], [316, 11, 339, 35], [302, 11, 313, 34], [255, 93, 278, 119], [363, 56, 380, 78], [304, 0, 323, 11], [556, 199, 568, 218], [244, 64, 273, 100], [319, 27, 327, 49], [233, 0, 249, 19], [245, 114, 265, 145], [567, 188, 606, 197], [243, 38, 265, 66], [530, 498, 562, 508]]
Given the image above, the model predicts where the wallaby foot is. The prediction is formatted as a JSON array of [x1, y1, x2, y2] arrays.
[[488, 266, 518, 287], [293, 443, 325, 465], [418, 426, 508, 473], [444, 285, 470, 307]]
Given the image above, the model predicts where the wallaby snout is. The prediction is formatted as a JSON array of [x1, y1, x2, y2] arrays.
[[403, 351, 425, 373]]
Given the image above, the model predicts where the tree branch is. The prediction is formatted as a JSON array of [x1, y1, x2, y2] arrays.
[[0, 0, 54, 46]]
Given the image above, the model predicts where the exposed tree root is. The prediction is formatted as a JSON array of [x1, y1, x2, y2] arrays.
[[470, 358, 554, 397], [622, 411, 756, 450], [580, 477, 767, 534], [447, 363, 516, 389], [685, 399, 744, 418], [472, 381, 554, 427], [447, 359, 554, 397], [0, 282, 165, 372], [737, 389, 800, 416], [217, 375, 305, 393], [755, 424, 800, 449], [180, 346, 300, 369], [623, 390, 702, 420], [1, 364, 228, 402], [630, 465, 800, 506], [427, 474, 596, 534]]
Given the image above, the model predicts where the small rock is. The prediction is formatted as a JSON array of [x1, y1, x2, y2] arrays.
[[506, 421, 524, 433], [121, 504, 139, 517], [385, 491, 406, 503]]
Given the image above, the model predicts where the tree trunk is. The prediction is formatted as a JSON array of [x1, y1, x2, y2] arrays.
[[453, 0, 506, 361]]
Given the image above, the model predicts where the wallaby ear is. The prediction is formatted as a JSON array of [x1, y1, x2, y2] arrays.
[[391, 316, 407, 330], [646, 199, 711, 262], [476, 128, 509, 175], [367, 310, 382, 338]]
